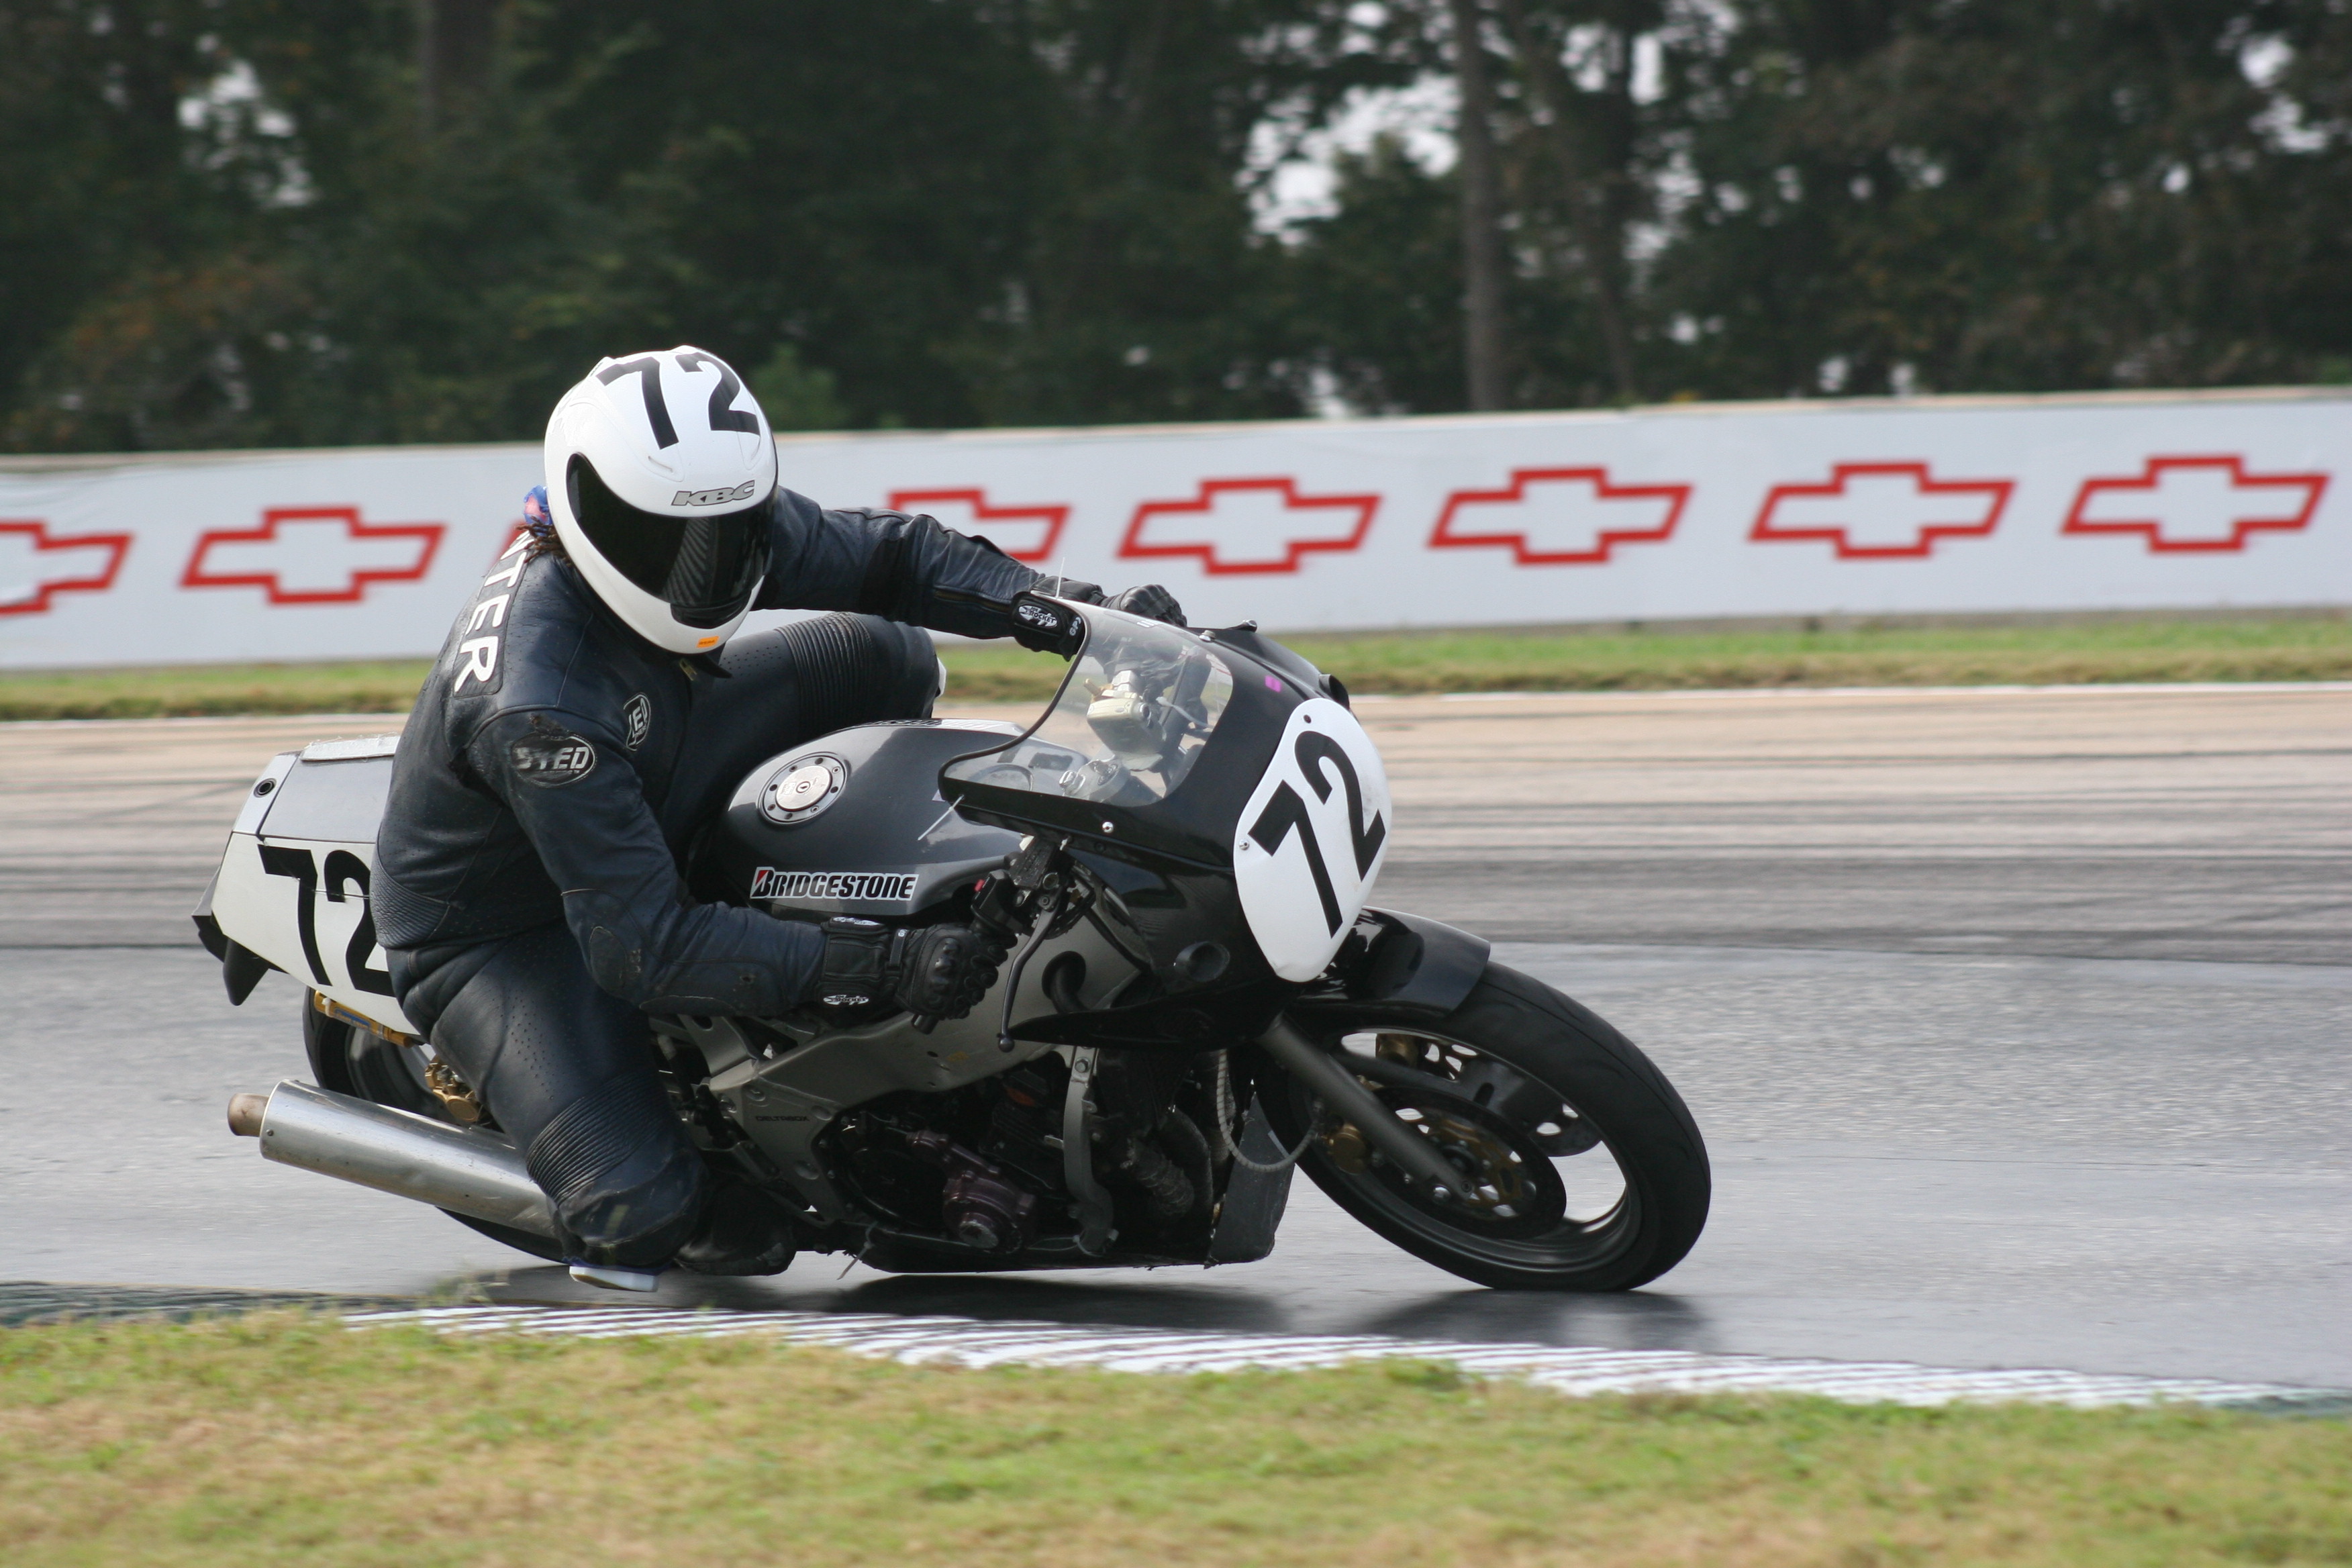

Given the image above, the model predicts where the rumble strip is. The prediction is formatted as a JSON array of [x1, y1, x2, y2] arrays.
[[339, 1305, 2351, 1414]]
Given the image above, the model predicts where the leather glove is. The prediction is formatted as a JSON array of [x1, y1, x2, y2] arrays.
[[817, 917, 1008, 1021], [1110, 585, 1186, 627]]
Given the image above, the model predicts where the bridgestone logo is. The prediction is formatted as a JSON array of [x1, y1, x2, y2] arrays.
[[750, 868, 917, 902], [672, 481, 758, 507]]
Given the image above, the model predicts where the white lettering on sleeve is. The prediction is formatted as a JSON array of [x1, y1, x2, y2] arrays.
[[455, 636, 499, 687], [466, 593, 510, 633], [482, 558, 525, 590]]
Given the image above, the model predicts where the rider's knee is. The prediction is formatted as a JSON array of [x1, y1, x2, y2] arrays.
[[865, 618, 940, 716], [769, 613, 936, 726]]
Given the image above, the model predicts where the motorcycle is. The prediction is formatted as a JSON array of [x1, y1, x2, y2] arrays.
[[199, 598, 1709, 1291]]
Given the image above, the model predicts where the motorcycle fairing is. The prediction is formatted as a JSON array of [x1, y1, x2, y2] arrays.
[[1231, 697, 1393, 981], [941, 603, 1392, 988], [940, 603, 1301, 874], [203, 738, 420, 1039]]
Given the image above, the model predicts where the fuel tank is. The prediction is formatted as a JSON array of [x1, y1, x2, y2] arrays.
[[697, 720, 1025, 921]]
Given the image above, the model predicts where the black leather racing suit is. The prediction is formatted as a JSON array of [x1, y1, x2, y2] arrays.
[[371, 490, 1043, 1267]]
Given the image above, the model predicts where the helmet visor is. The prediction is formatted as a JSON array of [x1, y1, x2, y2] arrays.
[[568, 455, 770, 629]]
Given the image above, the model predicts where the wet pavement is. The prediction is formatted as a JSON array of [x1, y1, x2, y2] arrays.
[[4, 687, 2347, 1386]]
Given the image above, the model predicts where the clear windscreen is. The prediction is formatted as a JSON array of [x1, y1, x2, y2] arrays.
[[943, 607, 1235, 807]]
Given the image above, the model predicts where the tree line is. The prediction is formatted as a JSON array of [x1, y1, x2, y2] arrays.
[[2, 0, 2344, 452]]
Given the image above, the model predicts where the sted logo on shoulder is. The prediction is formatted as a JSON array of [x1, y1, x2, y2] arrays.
[[511, 731, 597, 785], [750, 868, 917, 902]]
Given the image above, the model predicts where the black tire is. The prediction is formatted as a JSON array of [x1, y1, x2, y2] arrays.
[[436, 1213, 567, 1263], [1264, 964, 1710, 1291], [301, 994, 567, 1264], [302, 997, 438, 1116]]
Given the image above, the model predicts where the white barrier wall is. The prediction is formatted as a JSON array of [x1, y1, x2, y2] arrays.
[[2, 388, 2344, 667]]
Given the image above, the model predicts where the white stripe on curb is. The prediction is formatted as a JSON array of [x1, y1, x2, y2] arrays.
[[340, 1304, 2349, 1412]]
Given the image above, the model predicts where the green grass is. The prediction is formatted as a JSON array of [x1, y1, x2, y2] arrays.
[[3, 618, 2347, 720], [944, 616, 2352, 702], [0, 660, 432, 722], [1, 1316, 2345, 1567]]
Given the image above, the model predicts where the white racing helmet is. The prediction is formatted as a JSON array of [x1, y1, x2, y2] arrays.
[[544, 346, 776, 653]]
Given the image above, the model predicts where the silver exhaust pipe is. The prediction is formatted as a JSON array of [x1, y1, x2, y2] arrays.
[[228, 1079, 556, 1239]]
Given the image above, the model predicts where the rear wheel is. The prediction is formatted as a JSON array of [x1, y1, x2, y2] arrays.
[[1264, 965, 1709, 1291], [302, 995, 566, 1263], [302, 997, 436, 1115]]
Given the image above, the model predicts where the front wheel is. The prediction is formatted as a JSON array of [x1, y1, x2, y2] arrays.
[[1263, 965, 1709, 1291]]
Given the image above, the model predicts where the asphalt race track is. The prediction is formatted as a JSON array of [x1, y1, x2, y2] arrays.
[[3, 685, 2347, 1388]]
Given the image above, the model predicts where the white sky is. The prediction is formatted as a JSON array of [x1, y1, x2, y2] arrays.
[[1247, 75, 1463, 236]]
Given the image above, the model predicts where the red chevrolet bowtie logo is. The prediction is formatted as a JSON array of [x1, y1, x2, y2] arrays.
[[2064, 456, 2328, 553], [0, 520, 132, 616], [181, 506, 444, 604], [1120, 477, 1380, 575], [1430, 467, 1691, 565], [889, 488, 1069, 564], [1751, 462, 2013, 558]]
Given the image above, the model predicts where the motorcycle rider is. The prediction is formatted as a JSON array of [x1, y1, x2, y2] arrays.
[[371, 346, 1183, 1289]]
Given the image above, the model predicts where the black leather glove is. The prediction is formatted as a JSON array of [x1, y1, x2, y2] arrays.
[[816, 917, 1007, 1020], [1110, 585, 1186, 627]]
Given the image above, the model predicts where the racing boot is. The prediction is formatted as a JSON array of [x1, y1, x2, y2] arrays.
[[673, 1178, 799, 1276]]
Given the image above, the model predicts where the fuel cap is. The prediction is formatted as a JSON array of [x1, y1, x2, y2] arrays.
[[758, 753, 846, 825]]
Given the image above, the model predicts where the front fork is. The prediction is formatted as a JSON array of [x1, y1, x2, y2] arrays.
[[1257, 1017, 1473, 1201]]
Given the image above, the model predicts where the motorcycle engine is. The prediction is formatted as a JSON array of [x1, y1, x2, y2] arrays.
[[825, 1048, 1220, 1257]]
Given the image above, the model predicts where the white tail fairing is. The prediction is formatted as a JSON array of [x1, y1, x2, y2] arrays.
[[207, 734, 418, 1037]]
